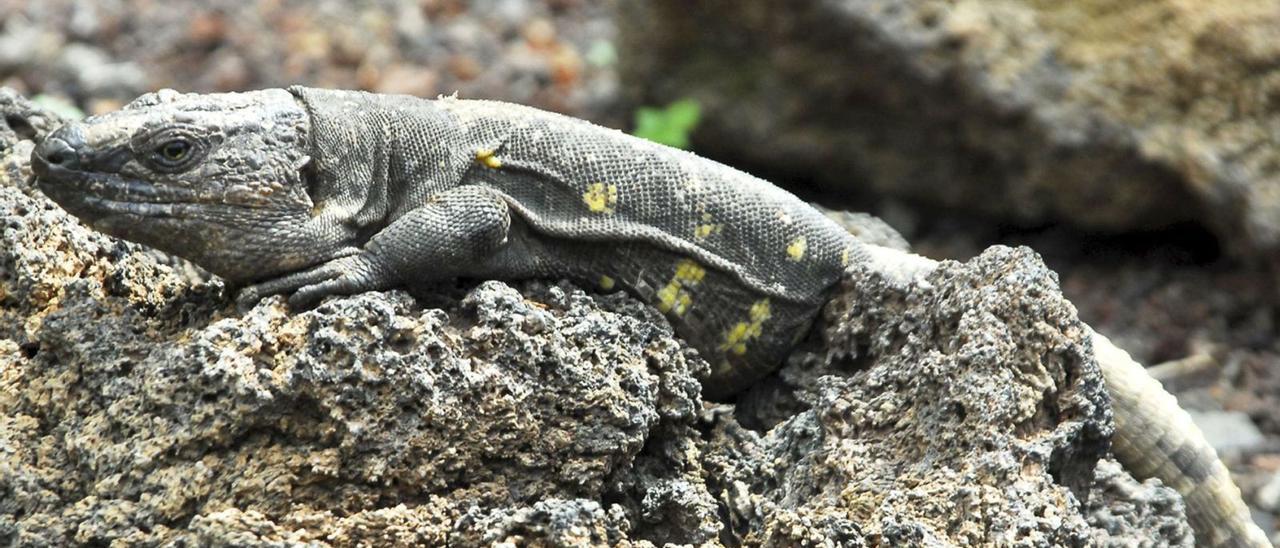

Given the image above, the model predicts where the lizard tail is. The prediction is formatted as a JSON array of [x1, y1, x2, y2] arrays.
[[1092, 330, 1271, 548]]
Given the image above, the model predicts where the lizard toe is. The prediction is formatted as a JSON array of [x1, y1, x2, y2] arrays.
[[264, 264, 342, 293], [289, 278, 355, 309], [286, 254, 394, 309], [238, 264, 343, 311], [235, 287, 266, 312]]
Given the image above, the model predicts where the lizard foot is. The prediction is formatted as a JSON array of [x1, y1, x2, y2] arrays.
[[237, 253, 396, 311]]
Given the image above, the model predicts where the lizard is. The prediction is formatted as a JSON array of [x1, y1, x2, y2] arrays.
[[4, 86, 1268, 547]]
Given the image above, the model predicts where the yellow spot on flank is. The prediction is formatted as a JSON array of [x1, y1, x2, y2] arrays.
[[840, 247, 852, 267], [582, 182, 618, 214], [748, 299, 771, 322], [719, 299, 772, 355], [599, 275, 615, 290], [722, 323, 754, 355], [476, 149, 502, 169], [717, 359, 733, 376], [657, 288, 693, 316], [656, 259, 705, 316], [694, 224, 722, 239], [674, 259, 706, 283], [656, 286, 679, 314], [786, 236, 807, 261], [693, 213, 721, 240]]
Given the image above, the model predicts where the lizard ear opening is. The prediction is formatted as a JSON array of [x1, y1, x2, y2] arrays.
[[295, 155, 321, 209]]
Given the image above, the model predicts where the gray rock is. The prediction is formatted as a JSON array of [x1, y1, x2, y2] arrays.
[[618, 0, 1280, 260], [761, 245, 1112, 544], [0, 1, 621, 123], [54, 43, 147, 98], [1187, 410, 1268, 454], [0, 106, 1196, 545], [1258, 470, 1280, 513], [813, 203, 912, 252], [1086, 459, 1194, 547], [2, 153, 708, 545], [0, 16, 63, 73], [0, 215, 705, 545]]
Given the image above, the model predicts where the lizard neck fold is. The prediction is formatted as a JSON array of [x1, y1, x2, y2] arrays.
[[291, 86, 468, 238]]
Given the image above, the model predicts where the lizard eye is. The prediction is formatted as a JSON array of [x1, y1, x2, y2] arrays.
[[157, 139, 191, 162], [134, 124, 212, 172]]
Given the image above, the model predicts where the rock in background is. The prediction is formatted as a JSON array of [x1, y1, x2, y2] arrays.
[[619, 0, 1280, 260], [0, 0, 623, 123]]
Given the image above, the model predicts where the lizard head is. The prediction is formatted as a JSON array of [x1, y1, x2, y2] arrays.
[[31, 88, 331, 283]]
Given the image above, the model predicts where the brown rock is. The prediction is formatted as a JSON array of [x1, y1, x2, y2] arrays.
[[619, 0, 1280, 260]]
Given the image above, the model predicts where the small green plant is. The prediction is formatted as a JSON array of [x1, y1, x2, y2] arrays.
[[632, 98, 701, 150]]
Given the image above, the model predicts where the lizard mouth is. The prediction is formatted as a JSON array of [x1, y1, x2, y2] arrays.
[[79, 195, 181, 217], [33, 154, 194, 218]]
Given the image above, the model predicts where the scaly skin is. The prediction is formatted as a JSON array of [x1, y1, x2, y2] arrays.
[[1092, 331, 1271, 548], [8, 87, 1268, 546]]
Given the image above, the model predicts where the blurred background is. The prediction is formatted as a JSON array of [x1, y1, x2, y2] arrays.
[[2, 0, 1278, 536]]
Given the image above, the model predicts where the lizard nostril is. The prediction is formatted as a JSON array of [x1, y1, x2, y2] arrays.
[[46, 149, 68, 165], [34, 122, 88, 171], [35, 136, 80, 170]]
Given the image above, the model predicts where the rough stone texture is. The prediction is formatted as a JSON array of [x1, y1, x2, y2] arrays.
[[619, 0, 1280, 259], [2, 136, 1192, 545], [762, 245, 1119, 545], [1086, 459, 1195, 547], [0, 182, 708, 545]]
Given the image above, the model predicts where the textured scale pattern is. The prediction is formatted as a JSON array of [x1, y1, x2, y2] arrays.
[[296, 87, 866, 395], [1094, 333, 1273, 548]]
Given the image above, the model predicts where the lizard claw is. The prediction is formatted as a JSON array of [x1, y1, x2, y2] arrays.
[[238, 253, 394, 312], [289, 276, 362, 309]]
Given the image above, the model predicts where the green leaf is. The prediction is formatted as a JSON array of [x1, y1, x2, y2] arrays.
[[632, 98, 701, 149]]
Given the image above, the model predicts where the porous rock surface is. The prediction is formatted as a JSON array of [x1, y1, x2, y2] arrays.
[[1086, 459, 1196, 547], [0, 176, 706, 546], [1, 144, 1189, 544], [619, 0, 1280, 259]]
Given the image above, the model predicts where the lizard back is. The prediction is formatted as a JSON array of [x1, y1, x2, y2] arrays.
[[297, 88, 867, 396], [443, 97, 867, 396]]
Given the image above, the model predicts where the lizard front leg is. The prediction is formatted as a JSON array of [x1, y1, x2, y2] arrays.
[[240, 185, 512, 309]]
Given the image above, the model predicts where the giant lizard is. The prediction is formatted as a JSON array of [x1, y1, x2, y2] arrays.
[[4, 87, 1268, 547]]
